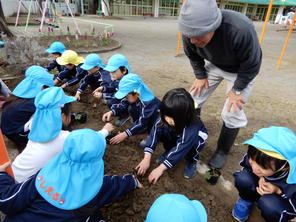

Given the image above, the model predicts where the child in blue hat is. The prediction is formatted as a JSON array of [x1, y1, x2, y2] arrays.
[[12, 87, 107, 183], [93, 54, 131, 126], [74, 53, 111, 101], [136, 88, 208, 181], [146, 194, 207, 222], [232, 126, 296, 222], [0, 128, 142, 221], [54, 50, 87, 89], [102, 73, 160, 144], [45, 42, 66, 73], [1, 66, 54, 152]]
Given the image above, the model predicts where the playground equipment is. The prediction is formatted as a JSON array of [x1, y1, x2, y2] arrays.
[[15, 0, 81, 34], [15, 0, 43, 29], [39, 0, 80, 34]]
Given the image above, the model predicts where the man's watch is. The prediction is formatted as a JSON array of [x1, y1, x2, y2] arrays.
[[233, 90, 241, 95]]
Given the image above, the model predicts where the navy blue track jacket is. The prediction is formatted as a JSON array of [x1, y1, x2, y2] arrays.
[[46, 59, 64, 73], [101, 79, 119, 100], [77, 70, 111, 94], [0, 172, 137, 222], [144, 118, 208, 169], [57, 64, 87, 87], [1, 98, 35, 135], [111, 97, 160, 136]]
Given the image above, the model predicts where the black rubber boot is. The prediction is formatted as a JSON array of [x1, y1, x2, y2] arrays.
[[208, 123, 240, 169], [196, 108, 201, 118]]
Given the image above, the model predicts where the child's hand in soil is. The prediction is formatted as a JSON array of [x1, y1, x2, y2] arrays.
[[0, 162, 10, 172], [110, 132, 128, 144], [102, 111, 113, 122], [136, 153, 152, 176], [103, 123, 114, 133], [92, 87, 103, 94], [257, 177, 282, 195], [74, 92, 81, 101], [135, 178, 143, 189], [148, 164, 167, 184]]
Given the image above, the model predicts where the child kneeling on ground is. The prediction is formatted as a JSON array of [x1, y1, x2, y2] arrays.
[[0, 129, 142, 221], [45, 41, 66, 73], [74, 53, 111, 101], [54, 50, 87, 89], [232, 126, 296, 222], [1, 66, 54, 152], [136, 88, 208, 182], [93, 54, 132, 126], [12, 87, 107, 183], [102, 73, 160, 145]]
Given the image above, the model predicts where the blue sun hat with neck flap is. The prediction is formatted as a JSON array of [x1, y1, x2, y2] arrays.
[[81, 53, 105, 70], [145, 194, 207, 222], [13, 66, 54, 98], [28, 87, 76, 143], [243, 126, 296, 184], [115, 73, 154, 102], [35, 129, 106, 210], [104, 54, 132, 73]]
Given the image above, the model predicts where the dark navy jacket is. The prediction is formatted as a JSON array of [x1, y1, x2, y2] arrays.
[[111, 97, 160, 136], [1, 98, 35, 135], [57, 64, 87, 87], [144, 117, 208, 169], [101, 79, 119, 100], [77, 70, 111, 94], [46, 59, 64, 73], [0, 172, 137, 222], [240, 155, 296, 201]]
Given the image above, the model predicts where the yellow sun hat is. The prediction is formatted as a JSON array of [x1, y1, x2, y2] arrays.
[[57, 50, 84, 66], [257, 148, 286, 160]]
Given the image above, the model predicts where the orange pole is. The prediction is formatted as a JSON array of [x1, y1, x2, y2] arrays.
[[259, 0, 273, 45], [176, 32, 183, 56], [276, 11, 296, 69], [0, 131, 14, 177]]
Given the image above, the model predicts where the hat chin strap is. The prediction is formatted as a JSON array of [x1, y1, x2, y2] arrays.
[[275, 161, 288, 173]]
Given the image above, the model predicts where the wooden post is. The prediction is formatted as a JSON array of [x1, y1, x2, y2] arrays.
[[259, 0, 273, 45], [276, 10, 296, 69]]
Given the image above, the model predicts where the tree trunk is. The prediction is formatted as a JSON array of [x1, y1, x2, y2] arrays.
[[0, 1, 14, 37]]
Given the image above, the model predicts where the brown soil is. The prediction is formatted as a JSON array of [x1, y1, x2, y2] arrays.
[[66, 92, 237, 222]]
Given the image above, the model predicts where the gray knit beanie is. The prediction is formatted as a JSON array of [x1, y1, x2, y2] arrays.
[[178, 0, 222, 37]]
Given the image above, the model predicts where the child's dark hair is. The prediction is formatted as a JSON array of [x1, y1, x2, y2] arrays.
[[52, 52, 62, 56], [61, 102, 72, 116], [247, 145, 288, 171], [119, 66, 128, 75], [160, 88, 199, 133]]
